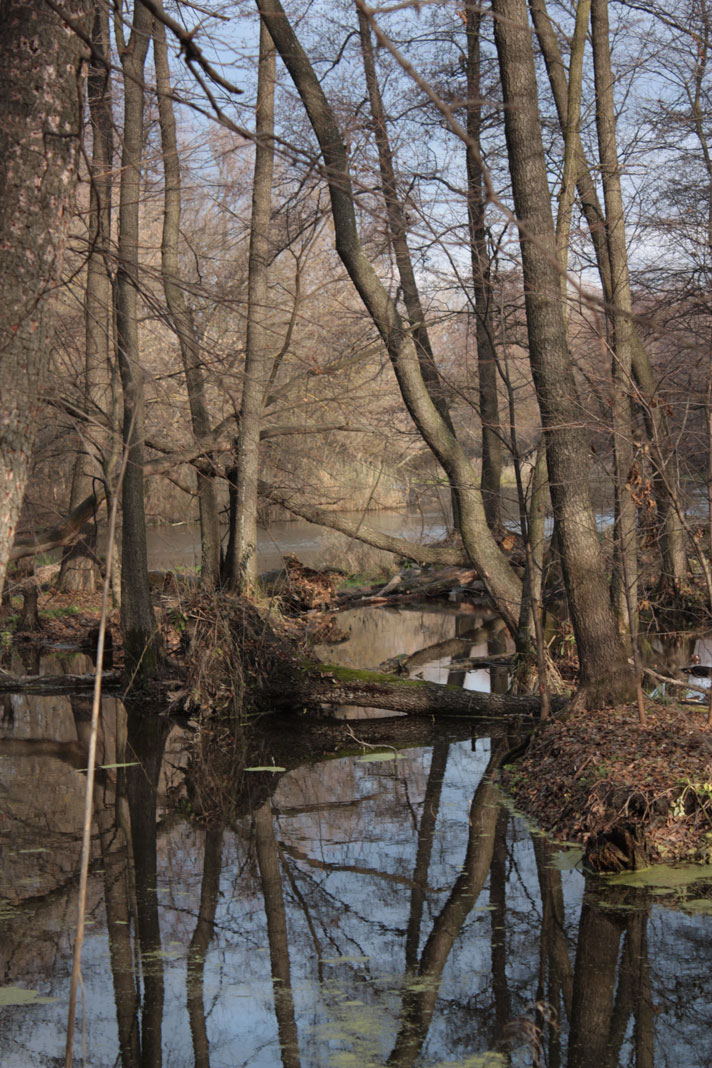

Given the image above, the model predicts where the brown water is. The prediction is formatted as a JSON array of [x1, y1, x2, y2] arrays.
[[1, 607, 711, 1067], [144, 508, 450, 574]]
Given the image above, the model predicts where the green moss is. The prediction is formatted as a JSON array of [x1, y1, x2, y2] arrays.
[[41, 604, 80, 620]]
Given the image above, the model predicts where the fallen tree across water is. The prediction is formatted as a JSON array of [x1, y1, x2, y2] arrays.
[[275, 663, 564, 719]]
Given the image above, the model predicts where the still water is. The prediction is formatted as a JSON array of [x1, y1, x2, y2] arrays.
[[1, 597, 711, 1067], [145, 509, 450, 574]]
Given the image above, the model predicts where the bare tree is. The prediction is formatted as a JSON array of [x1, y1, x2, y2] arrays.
[[256, 0, 525, 637], [491, 0, 636, 706], [153, 1, 221, 586], [223, 19, 276, 592], [115, 0, 160, 679], [530, 0, 688, 592], [464, 2, 504, 532]]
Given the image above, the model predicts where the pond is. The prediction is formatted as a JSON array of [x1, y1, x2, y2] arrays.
[[1, 598, 711, 1067]]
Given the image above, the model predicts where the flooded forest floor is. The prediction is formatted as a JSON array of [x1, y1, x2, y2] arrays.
[[4, 570, 712, 875]]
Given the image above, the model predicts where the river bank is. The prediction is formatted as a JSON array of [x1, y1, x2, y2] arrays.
[[3, 573, 712, 875], [502, 701, 712, 870]]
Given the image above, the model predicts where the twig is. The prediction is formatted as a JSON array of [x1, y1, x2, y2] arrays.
[[64, 442, 129, 1068]]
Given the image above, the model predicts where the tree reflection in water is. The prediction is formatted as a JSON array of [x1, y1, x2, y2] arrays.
[[1, 670, 711, 1066]]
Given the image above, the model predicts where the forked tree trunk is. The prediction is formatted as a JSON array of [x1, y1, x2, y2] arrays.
[[153, 7, 221, 587], [256, 0, 524, 636], [492, 0, 635, 707], [357, 5, 462, 528], [223, 21, 276, 592], [116, 1, 160, 680], [0, 0, 90, 595]]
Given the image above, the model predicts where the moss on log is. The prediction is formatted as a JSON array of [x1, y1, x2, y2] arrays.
[[277, 662, 565, 719]]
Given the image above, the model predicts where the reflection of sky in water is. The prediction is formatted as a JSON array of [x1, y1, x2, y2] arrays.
[[3, 612, 712, 1064], [2, 735, 712, 1066]]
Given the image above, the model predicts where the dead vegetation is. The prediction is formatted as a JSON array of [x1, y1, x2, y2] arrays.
[[503, 701, 712, 870]]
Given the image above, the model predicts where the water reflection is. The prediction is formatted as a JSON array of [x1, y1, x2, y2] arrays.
[[1, 661, 712, 1065]]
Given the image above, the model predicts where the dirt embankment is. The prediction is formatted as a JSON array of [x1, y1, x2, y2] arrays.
[[502, 702, 712, 870]]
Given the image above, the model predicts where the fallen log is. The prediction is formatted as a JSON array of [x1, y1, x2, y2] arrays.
[[0, 671, 122, 695], [338, 566, 485, 610], [279, 663, 566, 718], [642, 665, 709, 699], [10, 493, 102, 563]]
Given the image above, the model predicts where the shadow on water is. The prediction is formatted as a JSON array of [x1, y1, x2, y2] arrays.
[[0, 615, 711, 1067]]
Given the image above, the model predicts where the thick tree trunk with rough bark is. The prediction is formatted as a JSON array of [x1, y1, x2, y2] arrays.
[[116, 1, 160, 680], [529, 0, 687, 592], [153, 6, 221, 587], [0, 0, 90, 595], [492, 0, 635, 707], [223, 21, 276, 593], [256, 0, 524, 636]]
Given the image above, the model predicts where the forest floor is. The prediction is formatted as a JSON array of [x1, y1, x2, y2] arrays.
[[4, 575, 712, 873], [502, 701, 712, 870]]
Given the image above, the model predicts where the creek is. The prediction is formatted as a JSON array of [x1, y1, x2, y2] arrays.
[[1, 586, 712, 1066], [3, 516, 712, 1065], [144, 509, 451, 574]]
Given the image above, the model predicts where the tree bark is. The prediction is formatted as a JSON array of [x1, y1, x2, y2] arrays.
[[591, 0, 638, 641], [0, 0, 90, 595], [256, 0, 524, 635], [116, 1, 160, 681], [529, 0, 687, 591], [60, 0, 114, 594], [153, 6, 221, 587], [465, 3, 504, 531], [223, 21, 276, 592], [492, 0, 635, 707]]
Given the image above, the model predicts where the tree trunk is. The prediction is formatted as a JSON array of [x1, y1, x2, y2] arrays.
[[281, 662, 560, 718], [256, 0, 524, 635], [492, 0, 635, 707], [465, 3, 503, 532], [529, 0, 687, 591], [357, 5, 462, 528], [591, 0, 638, 642], [0, 0, 90, 595], [153, 6, 221, 587], [223, 21, 276, 592], [60, 0, 114, 594], [116, 1, 161, 681]]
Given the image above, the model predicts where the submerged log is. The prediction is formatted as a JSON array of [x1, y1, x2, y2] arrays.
[[280, 663, 565, 719]]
